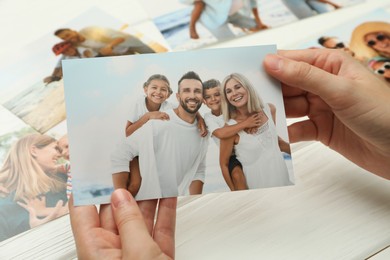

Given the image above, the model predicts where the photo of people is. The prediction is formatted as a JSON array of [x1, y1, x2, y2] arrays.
[[0, 7, 169, 133], [62, 45, 294, 205], [0, 6, 167, 242], [139, 0, 293, 51], [138, 0, 363, 51], [296, 8, 390, 84], [0, 106, 69, 242], [350, 21, 390, 82], [280, 0, 362, 19]]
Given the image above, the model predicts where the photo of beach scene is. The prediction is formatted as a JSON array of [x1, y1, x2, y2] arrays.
[[139, 0, 297, 51], [138, 0, 364, 51], [63, 45, 295, 206], [0, 5, 169, 243], [0, 7, 169, 133], [294, 7, 390, 83], [0, 105, 70, 242]]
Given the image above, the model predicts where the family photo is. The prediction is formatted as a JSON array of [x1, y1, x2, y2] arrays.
[[0, 7, 168, 133], [0, 105, 70, 242], [62, 45, 295, 205], [0, 6, 168, 242], [296, 8, 390, 83], [139, 0, 363, 51]]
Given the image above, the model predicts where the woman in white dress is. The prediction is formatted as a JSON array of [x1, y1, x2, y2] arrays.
[[219, 73, 291, 189]]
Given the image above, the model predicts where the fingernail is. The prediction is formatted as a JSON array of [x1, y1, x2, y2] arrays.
[[265, 54, 282, 71], [112, 189, 132, 209]]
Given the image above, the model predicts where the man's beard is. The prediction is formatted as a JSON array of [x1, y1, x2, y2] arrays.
[[180, 98, 202, 114]]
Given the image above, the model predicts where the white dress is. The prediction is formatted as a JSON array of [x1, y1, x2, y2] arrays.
[[228, 108, 290, 189]]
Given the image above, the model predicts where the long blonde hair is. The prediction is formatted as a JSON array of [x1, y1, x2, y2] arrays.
[[221, 73, 264, 122], [0, 134, 65, 201]]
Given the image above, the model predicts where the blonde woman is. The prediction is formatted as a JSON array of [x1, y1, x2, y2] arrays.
[[219, 73, 291, 190], [0, 134, 68, 241], [349, 21, 390, 62]]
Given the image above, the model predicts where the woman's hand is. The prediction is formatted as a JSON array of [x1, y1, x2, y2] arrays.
[[70, 189, 177, 259]]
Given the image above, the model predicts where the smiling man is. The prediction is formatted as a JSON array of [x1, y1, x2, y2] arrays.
[[111, 71, 208, 200]]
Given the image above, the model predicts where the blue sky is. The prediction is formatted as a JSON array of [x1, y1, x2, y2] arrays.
[[63, 45, 282, 125]]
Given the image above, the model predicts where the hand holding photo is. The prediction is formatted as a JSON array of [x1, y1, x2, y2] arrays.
[[62, 45, 295, 205]]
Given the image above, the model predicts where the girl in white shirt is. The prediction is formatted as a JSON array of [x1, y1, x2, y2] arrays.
[[113, 74, 174, 196]]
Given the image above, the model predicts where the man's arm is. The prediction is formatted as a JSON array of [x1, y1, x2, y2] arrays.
[[189, 137, 208, 195]]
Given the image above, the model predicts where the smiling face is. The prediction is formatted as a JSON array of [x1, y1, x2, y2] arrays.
[[58, 135, 70, 160], [224, 78, 249, 109], [372, 61, 390, 82], [177, 79, 203, 114], [364, 32, 390, 57], [144, 79, 170, 106], [203, 87, 221, 113], [56, 29, 80, 43], [323, 37, 344, 49], [31, 141, 60, 173]]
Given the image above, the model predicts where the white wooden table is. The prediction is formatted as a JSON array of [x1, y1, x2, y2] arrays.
[[1, 140, 389, 259]]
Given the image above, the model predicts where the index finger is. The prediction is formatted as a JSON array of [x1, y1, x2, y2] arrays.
[[69, 195, 101, 242]]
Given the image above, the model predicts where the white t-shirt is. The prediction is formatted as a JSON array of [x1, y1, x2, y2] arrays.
[[111, 109, 208, 200], [204, 112, 224, 146], [128, 96, 176, 123], [229, 0, 244, 15]]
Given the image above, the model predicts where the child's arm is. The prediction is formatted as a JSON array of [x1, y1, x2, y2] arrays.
[[219, 136, 237, 191], [213, 113, 262, 139], [189, 0, 205, 39], [195, 112, 208, 137], [125, 111, 169, 137], [112, 172, 129, 190]]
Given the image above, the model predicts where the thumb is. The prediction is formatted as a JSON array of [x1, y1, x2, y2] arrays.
[[264, 53, 344, 104], [111, 189, 154, 255]]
